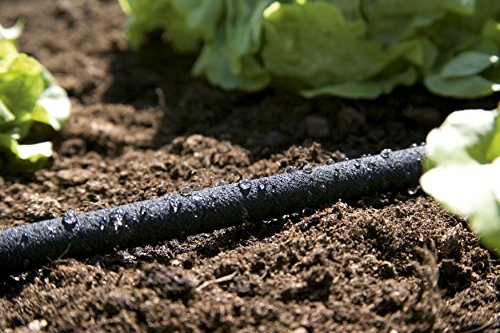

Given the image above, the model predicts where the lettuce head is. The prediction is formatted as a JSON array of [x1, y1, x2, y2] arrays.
[[0, 22, 70, 172], [421, 106, 500, 256], [119, 0, 500, 99]]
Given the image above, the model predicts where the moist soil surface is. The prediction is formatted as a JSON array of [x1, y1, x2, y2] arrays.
[[0, 1, 499, 332]]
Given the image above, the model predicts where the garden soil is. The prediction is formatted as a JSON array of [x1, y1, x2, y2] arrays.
[[0, 1, 498, 332]]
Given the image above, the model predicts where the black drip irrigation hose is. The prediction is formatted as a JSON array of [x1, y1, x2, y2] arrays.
[[0, 146, 424, 276]]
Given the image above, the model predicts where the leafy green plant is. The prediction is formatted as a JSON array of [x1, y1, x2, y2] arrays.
[[0, 22, 70, 172], [420, 106, 500, 256], [119, 0, 500, 99]]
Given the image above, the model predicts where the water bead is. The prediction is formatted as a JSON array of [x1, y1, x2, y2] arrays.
[[180, 186, 192, 196], [239, 179, 252, 191], [380, 148, 392, 158], [61, 209, 78, 227], [407, 186, 421, 196], [192, 184, 203, 191], [302, 164, 313, 174], [110, 209, 125, 232], [170, 197, 182, 213], [192, 195, 204, 205], [139, 205, 148, 218]]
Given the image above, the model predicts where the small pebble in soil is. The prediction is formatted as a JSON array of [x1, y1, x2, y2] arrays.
[[305, 115, 330, 138]]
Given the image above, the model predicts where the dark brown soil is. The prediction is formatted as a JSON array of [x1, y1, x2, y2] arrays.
[[0, 1, 498, 332]]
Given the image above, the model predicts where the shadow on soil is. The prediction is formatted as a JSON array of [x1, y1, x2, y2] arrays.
[[97, 36, 500, 161]]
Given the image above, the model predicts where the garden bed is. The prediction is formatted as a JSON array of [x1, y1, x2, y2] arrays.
[[0, 0, 498, 332]]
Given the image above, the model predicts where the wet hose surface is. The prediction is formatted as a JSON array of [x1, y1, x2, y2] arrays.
[[0, 146, 424, 275]]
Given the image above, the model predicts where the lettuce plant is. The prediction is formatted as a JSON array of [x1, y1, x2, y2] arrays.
[[421, 106, 500, 256], [0, 22, 70, 172], [119, 0, 500, 99]]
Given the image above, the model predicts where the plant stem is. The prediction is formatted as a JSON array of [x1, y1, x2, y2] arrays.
[[0, 146, 424, 275]]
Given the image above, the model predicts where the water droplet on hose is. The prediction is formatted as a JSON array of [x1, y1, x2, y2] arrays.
[[285, 166, 296, 173], [180, 186, 191, 196], [354, 162, 361, 169], [170, 197, 182, 213], [302, 164, 313, 174], [239, 179, 252, 191], [139, 206, 148, 219], [192, 184, 203, 191], [192, 195, 204, 206], [407, 186, 421, 196], [110, 209, 124, 232], [326, 158, 335, 165], [61, 209, 78, 228], [410, 143, 418, 148], [258, 183, 266, 191], [20, 232, 28, 246], [380, 148, 392, 158], [47, 225, 56, 235]]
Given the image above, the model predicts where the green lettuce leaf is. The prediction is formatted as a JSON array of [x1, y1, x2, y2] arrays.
[[421, 107, 500, 255], [119, 0, 500, 99], [0, 23, 70, 172]]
